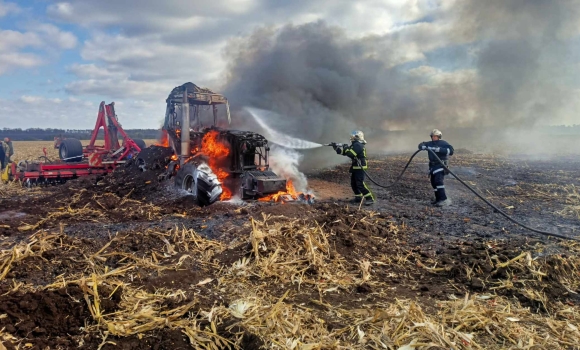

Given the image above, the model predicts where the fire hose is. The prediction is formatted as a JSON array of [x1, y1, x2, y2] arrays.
[[329, 144, 576, 241]]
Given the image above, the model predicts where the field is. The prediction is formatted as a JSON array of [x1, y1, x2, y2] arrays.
[[1, 142, 580, 349], [7, 140, 157, 164]]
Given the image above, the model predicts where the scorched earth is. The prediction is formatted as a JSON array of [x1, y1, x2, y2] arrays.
[[0, 145, 579, 349]]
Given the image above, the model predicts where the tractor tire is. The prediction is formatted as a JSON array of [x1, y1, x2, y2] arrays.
[[59, 138, 83, 162], [174, 163, 222, 206], [133, 138, 147, 151]]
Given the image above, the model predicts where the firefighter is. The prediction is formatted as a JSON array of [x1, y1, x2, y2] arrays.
[[418, 129, 454, 207], [334, 130, 375, 205]]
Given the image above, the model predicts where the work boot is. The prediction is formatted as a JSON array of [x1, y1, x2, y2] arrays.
[[435, 199, 452, 207], [431, 190, 441, 204], [364, 198, 375, 206], [350, 197, 363, 204]]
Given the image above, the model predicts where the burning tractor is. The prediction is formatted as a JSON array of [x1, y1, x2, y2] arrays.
[[153, 82, 300, 206]]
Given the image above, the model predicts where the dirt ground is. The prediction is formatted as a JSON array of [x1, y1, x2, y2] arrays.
[[0, 148, 579, 349]]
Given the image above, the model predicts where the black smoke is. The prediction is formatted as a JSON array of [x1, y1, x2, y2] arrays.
[[221, 1, 580, 167]]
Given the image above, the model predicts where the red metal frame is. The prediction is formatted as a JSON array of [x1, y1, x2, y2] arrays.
[[87, 102, 141, 160], [8, 101, 141, 184], [9, 162, 113, 182]]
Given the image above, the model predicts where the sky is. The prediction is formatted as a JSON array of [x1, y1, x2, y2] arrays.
[[0, 0, 579, 131]]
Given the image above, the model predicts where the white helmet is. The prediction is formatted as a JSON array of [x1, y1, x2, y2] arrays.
[[430, 129, 442, 138], [350, 130, 365, 143]]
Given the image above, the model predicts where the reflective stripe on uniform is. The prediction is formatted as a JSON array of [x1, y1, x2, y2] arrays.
[[432, 168, 444, 174], [363, 182, 375, 200], [352, 166, 368, 169], [446, 148, 450, 155], [436, 185, 445, 189]]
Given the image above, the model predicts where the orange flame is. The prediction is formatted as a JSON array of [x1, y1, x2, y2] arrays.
[[155, 130, 170, 147], [258, 180, 300, 202], [201, 130, 232, 200], [170, 154, 178, 161]]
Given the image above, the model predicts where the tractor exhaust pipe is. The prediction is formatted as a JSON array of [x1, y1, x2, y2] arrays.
[[181, 87, 190, 164]]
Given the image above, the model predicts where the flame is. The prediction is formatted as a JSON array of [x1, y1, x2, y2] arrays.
[[170, 154, 178, 161], [155, 130, 169, 147], [201, 130, 232, 200], [258, 180, 300, 202]]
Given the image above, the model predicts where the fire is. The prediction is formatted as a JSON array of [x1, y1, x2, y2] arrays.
[[170, 154, 178, 161], [258, 180, 300, 202], [201, 130, 232, 200], [155, 130, 169, 147]]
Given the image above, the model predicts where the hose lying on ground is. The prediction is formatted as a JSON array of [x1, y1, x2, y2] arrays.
[[363, 150, 423, 189], [359, 149, 577, 241]]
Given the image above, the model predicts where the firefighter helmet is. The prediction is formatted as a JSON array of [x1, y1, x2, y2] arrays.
[[350, 130, 365, 143], [430, 129, 442, 138]]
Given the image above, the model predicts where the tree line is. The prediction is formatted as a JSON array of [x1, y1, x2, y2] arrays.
[[0, 128, 161, 141]]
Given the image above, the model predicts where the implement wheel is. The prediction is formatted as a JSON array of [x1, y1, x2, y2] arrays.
[[174, 163, 222, 206], [133, 138, 147, 151], [59, 138, 83, 162]]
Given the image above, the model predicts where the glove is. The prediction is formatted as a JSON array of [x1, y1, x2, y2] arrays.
[[419, 143, 426, 150]]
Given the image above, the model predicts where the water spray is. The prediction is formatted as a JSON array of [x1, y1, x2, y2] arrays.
[[243, 107, 324, 149]]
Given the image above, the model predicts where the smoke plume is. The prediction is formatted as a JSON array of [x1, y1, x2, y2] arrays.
[[222, 0, 580, 167], [268, 145, 309, 192]]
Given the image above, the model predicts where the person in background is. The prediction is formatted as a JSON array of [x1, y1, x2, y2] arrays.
[[0, 138, 5, 170], [3, 137, 14, 166], [418, 129, 454, 207]]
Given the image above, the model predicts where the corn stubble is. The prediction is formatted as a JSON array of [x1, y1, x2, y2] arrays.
[[1, 208, 580, 349], [1, 147, 579, 348]]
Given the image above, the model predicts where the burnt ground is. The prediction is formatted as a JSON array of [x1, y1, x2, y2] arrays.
[[0, 149, 579, 349]]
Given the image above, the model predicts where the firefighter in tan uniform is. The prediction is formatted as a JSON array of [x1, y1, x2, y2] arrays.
[[2, 138, 13, 167]]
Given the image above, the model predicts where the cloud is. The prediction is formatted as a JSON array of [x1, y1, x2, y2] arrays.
[[4, 0, 579, 134], [0, 95, 164, 129], [50, 0, 428, 102], [0, 30, 43, 51], [0, 52, 44, 74], [33, 23, 78, 49], [65, 78, 172, 99], [20, 95, 63, 104], [0, 96, 94, 128], [0, 23, 77, 75], [0, 1, 19, 17]]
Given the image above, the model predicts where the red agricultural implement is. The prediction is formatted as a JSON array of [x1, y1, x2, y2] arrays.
[[1, 102, 146, 187]]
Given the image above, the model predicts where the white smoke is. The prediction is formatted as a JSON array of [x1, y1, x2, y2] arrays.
[[268, 144, 309, 192]]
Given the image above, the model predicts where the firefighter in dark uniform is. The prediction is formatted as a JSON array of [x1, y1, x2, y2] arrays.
[[418, 129, 454, 207], [0, 140, 5, 170], [334, 130, 375, 206]]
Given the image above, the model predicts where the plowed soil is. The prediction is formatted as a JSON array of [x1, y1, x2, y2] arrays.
[[0, 148, 579, 349]]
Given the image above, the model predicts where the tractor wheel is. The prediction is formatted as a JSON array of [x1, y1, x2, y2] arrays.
[[133, 138, 147, 151], [59, 138, 83, 162], [174, 163, 222, 206]]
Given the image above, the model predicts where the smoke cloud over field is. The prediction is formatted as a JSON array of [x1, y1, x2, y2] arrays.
[[222, 0, 580, 166]]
